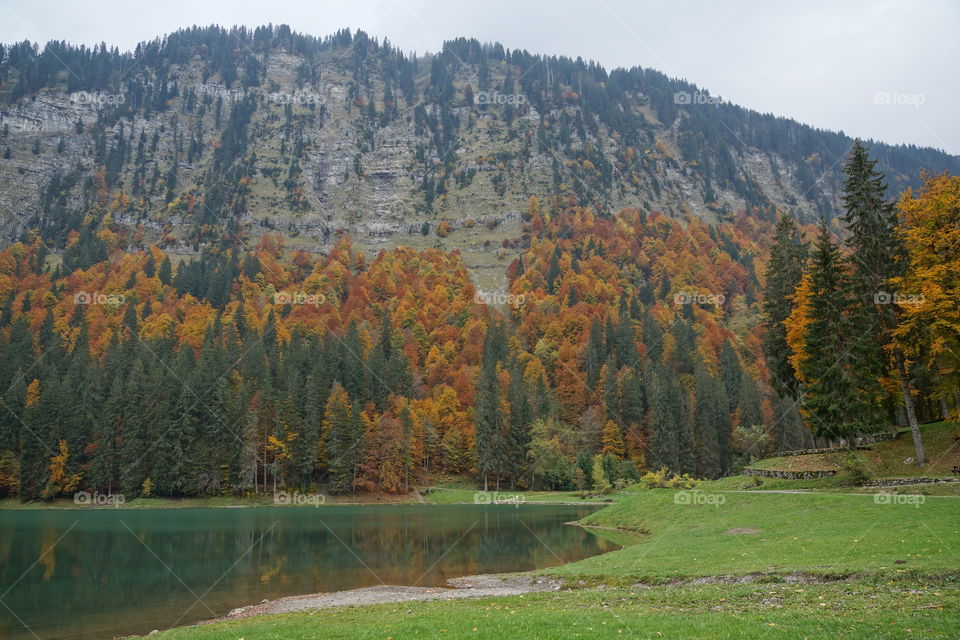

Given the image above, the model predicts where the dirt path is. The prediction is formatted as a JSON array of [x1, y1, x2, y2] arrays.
[[205, 574, 564, 623]]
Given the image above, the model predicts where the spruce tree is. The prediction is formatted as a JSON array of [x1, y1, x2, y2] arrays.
[[647, 364, 679, 473], [692, 360, 723, 479], [475, 323, 507, 490], [718, 339, 742, 414], [762, 214, 808, 399], [799, 221, 868, 441], [841, 140, 925, 463]]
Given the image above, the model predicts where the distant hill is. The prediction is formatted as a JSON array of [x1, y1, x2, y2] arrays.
[[0, 24, 957, 277]]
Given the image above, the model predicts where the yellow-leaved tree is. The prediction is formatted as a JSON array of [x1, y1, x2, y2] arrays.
[[891, 173, 960, 416]]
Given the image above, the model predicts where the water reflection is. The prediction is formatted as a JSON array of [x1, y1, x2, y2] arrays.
[[0, 504, 610, 640]]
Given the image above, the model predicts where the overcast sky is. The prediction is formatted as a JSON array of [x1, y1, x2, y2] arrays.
[[2, 0, 957, 154]]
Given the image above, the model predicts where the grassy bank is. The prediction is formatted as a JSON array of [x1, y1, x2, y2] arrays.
[[155, 580, 959, 639], [0, 486, 625, 510], [746, 421, 959, 478], [0, 493, 422, 510], [544, 490, 959, 584]]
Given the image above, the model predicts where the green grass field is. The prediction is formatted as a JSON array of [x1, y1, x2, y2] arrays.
[[545, 490, 959, 584], [155, 581, 960, 640]]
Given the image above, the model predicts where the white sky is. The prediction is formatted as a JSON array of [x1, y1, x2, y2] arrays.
[[2, 0, 957, 154]]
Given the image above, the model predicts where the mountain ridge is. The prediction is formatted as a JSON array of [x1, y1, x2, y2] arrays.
[[0, 24, 956, 290]]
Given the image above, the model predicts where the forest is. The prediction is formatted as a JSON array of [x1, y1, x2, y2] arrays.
[[0, 26, 957, 501], [1, 135, 956, 500]]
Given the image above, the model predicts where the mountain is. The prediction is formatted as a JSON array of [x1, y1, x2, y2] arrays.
[[1, 25, 957, 502], [0, 25, 957, 292]]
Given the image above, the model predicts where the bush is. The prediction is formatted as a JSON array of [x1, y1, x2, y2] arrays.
[[591, 454, 612, 495], [841, 452, 872, 486], [639, 468, 698, 490]]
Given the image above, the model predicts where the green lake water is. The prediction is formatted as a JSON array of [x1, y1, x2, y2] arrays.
[[0, 504, 611, 639]]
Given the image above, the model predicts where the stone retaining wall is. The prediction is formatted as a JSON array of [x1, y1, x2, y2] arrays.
[[862, 477, 960, 487], [742, 468, 838, 479]]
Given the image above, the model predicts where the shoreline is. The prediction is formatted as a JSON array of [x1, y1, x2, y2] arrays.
[[0, 493, 617, 511], [194, 573, 566, 627]]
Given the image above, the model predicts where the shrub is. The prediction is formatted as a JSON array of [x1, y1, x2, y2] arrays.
[[639, 468, 698, 490], [841, 452, 872, 486]]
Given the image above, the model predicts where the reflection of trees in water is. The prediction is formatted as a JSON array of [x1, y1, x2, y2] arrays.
[[0, 506, 607, 640]]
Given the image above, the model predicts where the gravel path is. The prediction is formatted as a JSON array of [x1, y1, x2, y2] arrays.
[[205, 574, 564, 623]]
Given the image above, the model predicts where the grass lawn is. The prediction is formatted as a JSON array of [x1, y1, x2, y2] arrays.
[[545, 490, 960, 585], [155, 581, 960, 639]]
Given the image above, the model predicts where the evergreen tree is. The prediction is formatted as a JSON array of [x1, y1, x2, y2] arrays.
[[475, 323, 507, 490], [798, 221, 870, 442], [88, 375, 123, 493], [647, 365, 679, 473], [718, 339, 742, 414], [692, 360, 723, 479], [505, 358, 531, 488], [841, 140, 925, 463], [762, 214, 808, 399], [771, 394, 809, 452], [323, 383, 362, 494]]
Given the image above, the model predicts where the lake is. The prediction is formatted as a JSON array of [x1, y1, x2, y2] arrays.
[[0, 504, 611, 639]]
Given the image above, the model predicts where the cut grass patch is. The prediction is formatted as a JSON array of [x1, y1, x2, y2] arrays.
[[154, 581, 960, 640], [546, 490, 960, 585]]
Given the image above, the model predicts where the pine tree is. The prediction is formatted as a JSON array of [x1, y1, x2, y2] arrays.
[[88, 376, 123, 493], [841, 140, 925, 463], [601, 356, 619, 422], [737, 375, 763, 431], [475, 323, 507, 491], [120, 359, 150, 496], [762, 214, 808, 399], [584, 317, 605, 388], [718, 339, 742, 414], [771, 394, 809, 452], [323, 383, 361, 494], [798, 221, 868, 442], [505, 358, 531, 488], [676, 382, 696, 476], [692, 360, 723, 479], [647, 365, 679, 473]]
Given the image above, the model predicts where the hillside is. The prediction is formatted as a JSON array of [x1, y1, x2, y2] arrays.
[[745, 421, 960, 479], [1, 25, 958, 292]]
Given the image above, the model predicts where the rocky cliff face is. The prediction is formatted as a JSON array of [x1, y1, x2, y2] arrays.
[[0, 32, 955, 291]]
